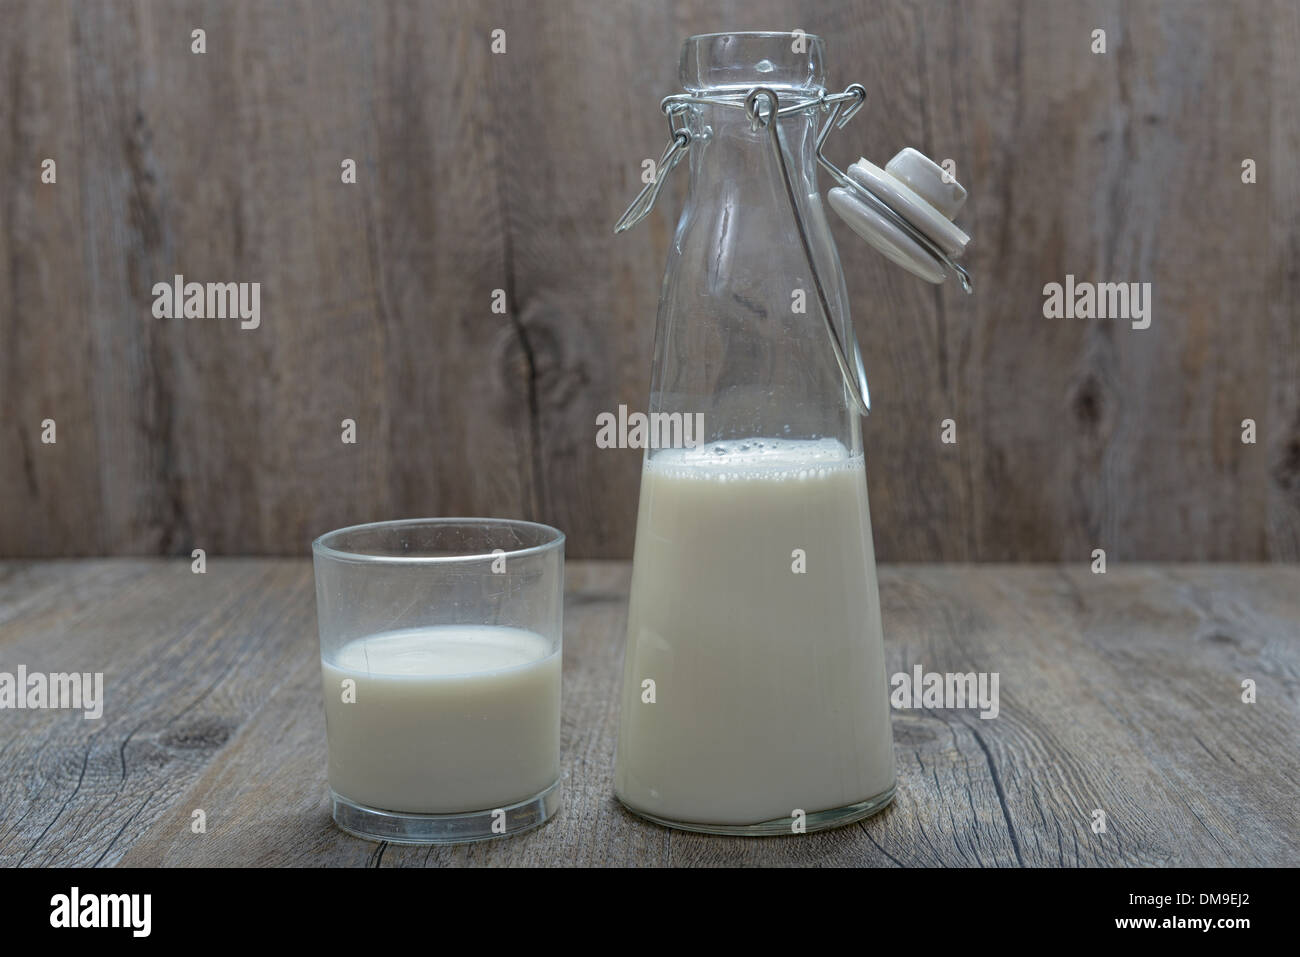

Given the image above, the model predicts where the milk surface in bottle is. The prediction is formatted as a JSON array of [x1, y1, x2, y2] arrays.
[[614, 439, 895, 827]]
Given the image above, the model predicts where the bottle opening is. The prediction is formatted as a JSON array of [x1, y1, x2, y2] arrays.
[[680, 31, 826, 95]]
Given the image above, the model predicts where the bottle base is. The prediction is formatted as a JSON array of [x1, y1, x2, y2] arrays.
[[330, 780, 562, 845], [616, 782, 896, 836]]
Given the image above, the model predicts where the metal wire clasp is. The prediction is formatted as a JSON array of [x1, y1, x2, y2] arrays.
[[614, 85, 869, 234], [745, 86, 872, 417], [613, 123, 691, 235]]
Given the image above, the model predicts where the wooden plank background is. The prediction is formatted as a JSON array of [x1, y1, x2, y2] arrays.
[[0, 0, 1297, 561]]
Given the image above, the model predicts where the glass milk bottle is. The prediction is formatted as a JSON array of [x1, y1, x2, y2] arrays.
[[611, 32, 900, 835]]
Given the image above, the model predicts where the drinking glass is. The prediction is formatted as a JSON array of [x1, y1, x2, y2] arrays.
[[312, 518, 564, 844]]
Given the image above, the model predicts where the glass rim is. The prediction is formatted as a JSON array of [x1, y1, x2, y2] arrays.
[[680, 31, 828, 97], [311, 517, 565, 565], [684, 30, 825, 43]]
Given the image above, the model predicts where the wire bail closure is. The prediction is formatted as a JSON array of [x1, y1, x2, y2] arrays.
[[613, 83, 975, 417], [615, 85, 868, 234], [742, 86, 872, 417]]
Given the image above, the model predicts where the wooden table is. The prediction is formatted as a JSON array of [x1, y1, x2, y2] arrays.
[[1, 560, 1296, 867]]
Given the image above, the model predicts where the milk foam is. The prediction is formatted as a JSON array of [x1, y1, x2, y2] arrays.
[[646, 437, 864, 482]]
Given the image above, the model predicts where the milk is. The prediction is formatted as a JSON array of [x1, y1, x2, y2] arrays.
[[322, 625, 560, 814], [615, 438, 895, 826]]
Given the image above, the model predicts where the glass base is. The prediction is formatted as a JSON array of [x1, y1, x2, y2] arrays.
[[617, 782, 896, 836], [330, 780, 562, 845]]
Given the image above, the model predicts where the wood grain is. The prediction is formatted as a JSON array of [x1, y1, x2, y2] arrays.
[[0, 559, 1294, 867], [1, 0, 1298, 560]]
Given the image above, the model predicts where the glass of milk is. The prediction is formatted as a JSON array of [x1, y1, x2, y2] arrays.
[[312, 518, 564, 844]]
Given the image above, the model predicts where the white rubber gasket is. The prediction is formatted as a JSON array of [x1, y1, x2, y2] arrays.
[[828, 186, 946, 284], [845, 158, 969, 257]]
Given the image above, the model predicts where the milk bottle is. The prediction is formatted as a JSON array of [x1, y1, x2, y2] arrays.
[[610, 31, 973, 832]]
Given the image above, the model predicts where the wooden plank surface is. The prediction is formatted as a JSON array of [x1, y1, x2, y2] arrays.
[[0, 559, 1295, 867], [2, 0, 1298, 561]]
